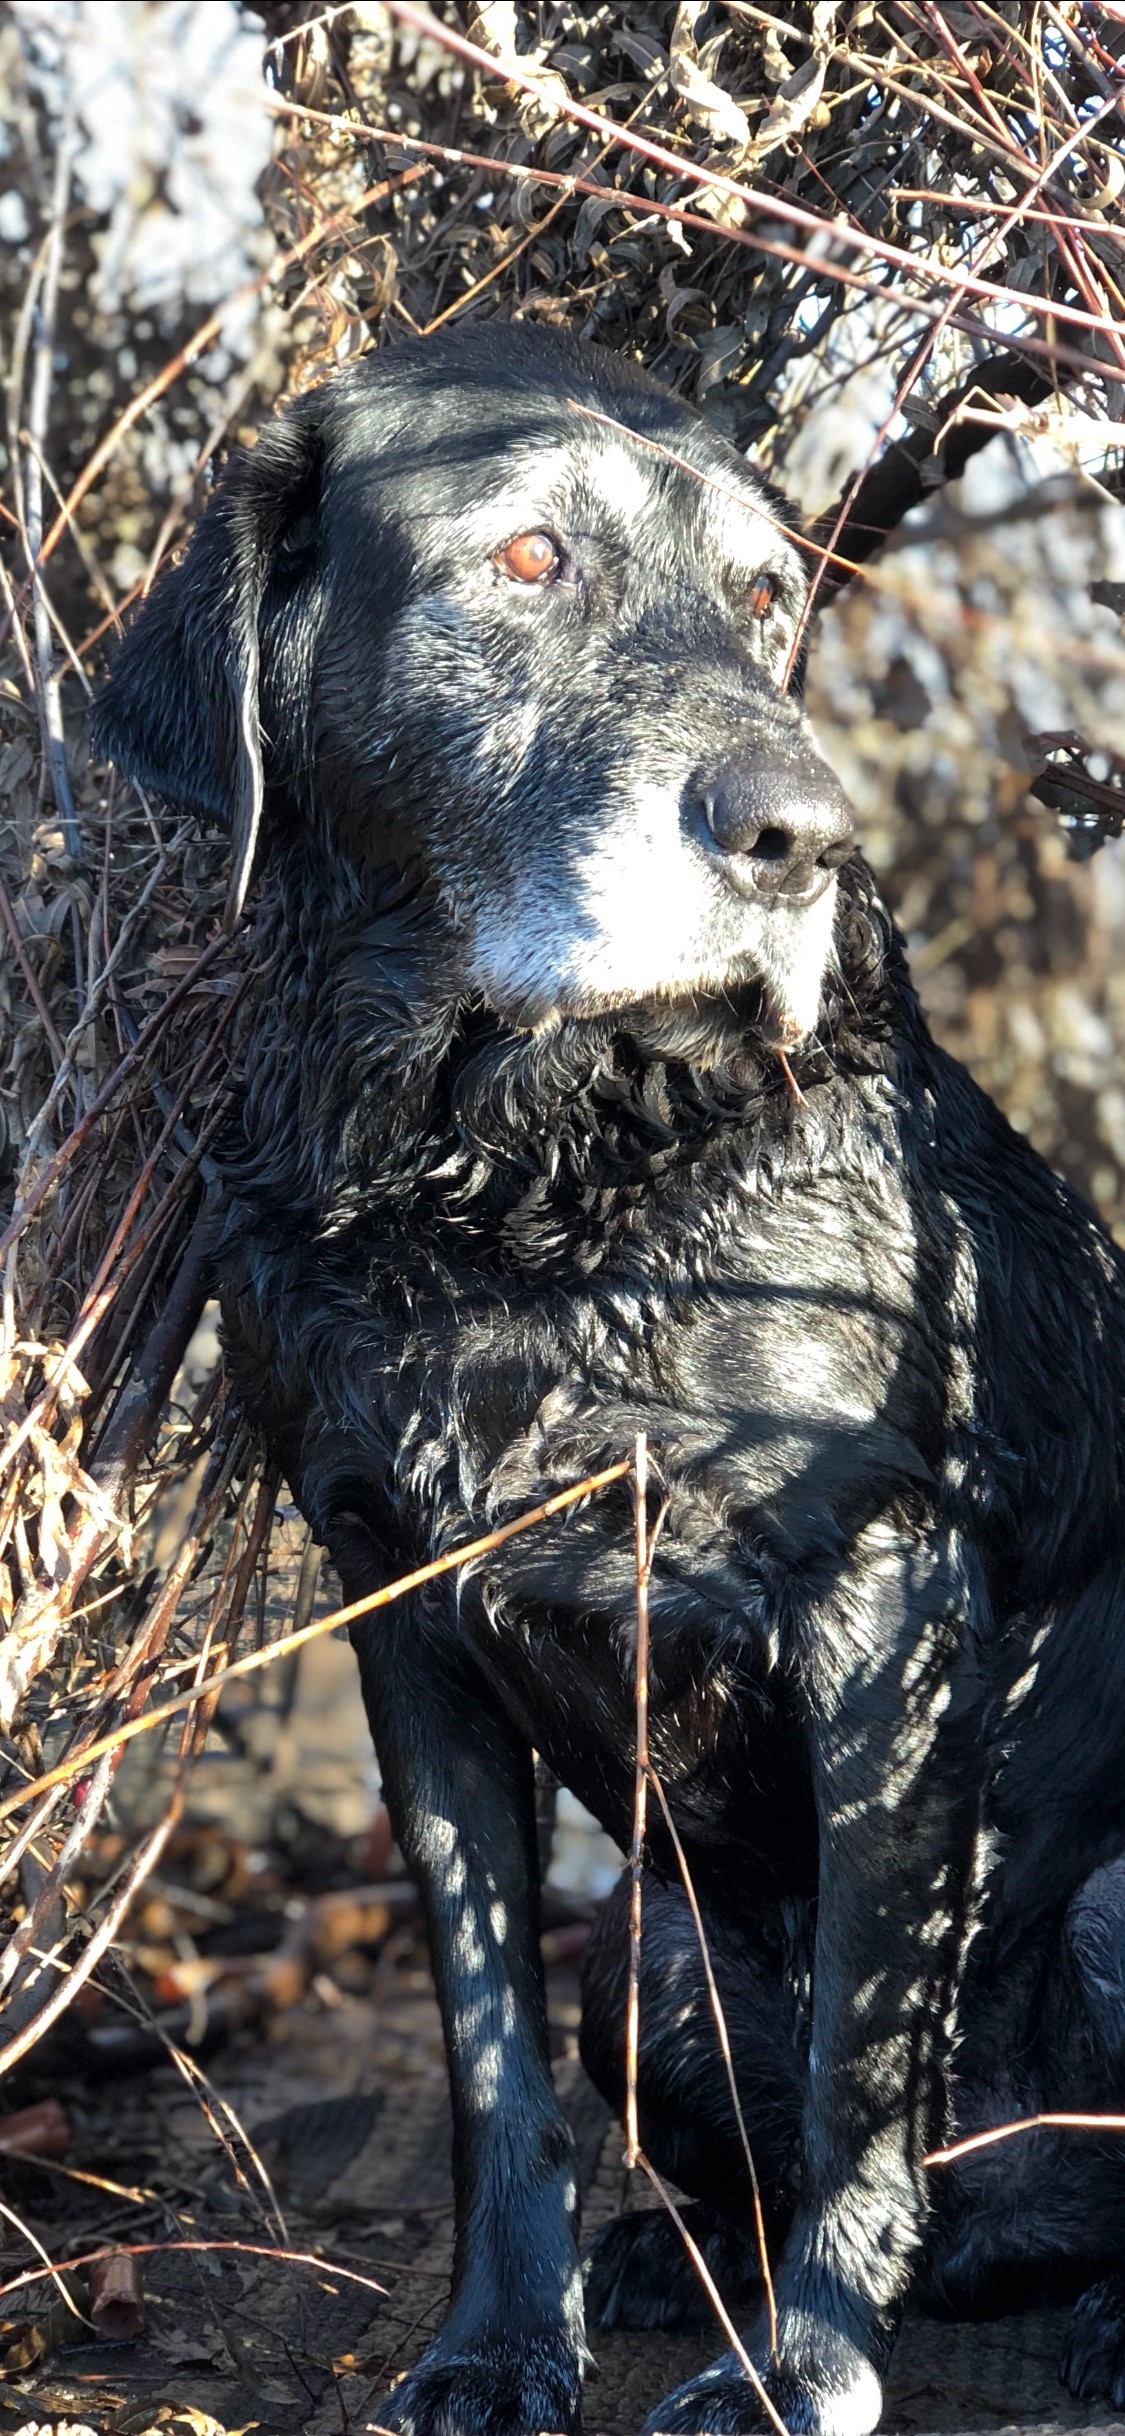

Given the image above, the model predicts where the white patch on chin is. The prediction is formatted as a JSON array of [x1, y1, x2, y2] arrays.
[[751, 875, 839, 1045], [465, 783, 839, 1039]]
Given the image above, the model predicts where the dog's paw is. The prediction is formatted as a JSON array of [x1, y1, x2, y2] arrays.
[[642, 2336, 882, 2436], [584, 2207, 763, 2333], [1060, 2275, 1125, 2409], [371, 2328, 582, 2436]]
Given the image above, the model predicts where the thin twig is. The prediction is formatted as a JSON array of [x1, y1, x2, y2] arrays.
[[0, 868, 66, 1067], [0, 1785, 181, 2077], [636, 2150, 790, 2436], [0, 2238, 389, 2311], [624, 1431, 651, 2169], [0, 1460, 633, 1821], [0, 2193, 88, 2327], [647, 1758, 778, 2359], [17, 118, 81, 860], [925, 2110, 1125, 2167]]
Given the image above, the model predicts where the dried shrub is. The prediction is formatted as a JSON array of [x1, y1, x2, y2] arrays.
[[0, 0, 1121, 2093]]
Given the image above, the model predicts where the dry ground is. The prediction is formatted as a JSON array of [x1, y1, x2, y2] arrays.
[[7, 1964, 1125, 2436], [3, 1632, 1124, 2436]]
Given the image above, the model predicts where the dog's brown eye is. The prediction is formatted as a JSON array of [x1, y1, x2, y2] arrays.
[[497, 531, 559, 585], [748, 572, 777, 619]]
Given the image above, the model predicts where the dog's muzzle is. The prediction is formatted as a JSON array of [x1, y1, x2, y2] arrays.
[[692, 753, 855, 907]]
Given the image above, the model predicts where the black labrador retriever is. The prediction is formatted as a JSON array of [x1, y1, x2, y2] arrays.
[[95, 324, 1125, 2436]]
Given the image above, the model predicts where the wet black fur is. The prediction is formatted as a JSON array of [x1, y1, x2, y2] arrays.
[[95, 326, 1125, 2436]]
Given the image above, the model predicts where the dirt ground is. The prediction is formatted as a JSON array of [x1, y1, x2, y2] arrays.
[[6, 1966, 1125, 2436], [5, 1624, 1125, 2436]]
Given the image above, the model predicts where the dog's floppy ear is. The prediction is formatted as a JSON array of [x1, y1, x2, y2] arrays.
[[93, 408, 323, 932]]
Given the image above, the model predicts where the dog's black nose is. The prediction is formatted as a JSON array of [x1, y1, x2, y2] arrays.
[[696, 757, 854, 904]]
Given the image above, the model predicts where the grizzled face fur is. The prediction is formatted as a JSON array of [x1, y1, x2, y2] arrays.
[[94, 323, 854, 1043]]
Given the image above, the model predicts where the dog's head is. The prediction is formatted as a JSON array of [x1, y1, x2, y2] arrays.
[[95, 324, 854, 1044]]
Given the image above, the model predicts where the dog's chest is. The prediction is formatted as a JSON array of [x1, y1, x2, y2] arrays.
[[227, 1050, 974, 1871], [438, 1140, 955, 1875], [380, 1099, 946, 1578], [226, 1035, 969, 1619]]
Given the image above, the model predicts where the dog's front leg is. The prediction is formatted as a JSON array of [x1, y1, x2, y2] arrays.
[[351, 1597, 584, 2436], [650, 1527, 984, 2436]]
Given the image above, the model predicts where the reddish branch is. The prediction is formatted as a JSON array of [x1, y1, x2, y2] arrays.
[[268, 96, 1125, 393]]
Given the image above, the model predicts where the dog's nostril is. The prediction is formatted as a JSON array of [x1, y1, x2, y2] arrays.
[[751, 826, 792, 866], [695, 762, 854, 891], [701, 792, 793, 867]]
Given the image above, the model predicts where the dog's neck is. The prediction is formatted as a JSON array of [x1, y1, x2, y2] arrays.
[[224, 846, 916, 1243]]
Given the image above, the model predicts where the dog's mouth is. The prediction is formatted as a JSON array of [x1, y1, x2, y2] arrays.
[[472, 873, 841, 1049], [734, 878, 841, 1048], [451, 774, 847, 1048]]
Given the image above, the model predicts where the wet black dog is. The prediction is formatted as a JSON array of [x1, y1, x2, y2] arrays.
[[95, 325, 1125, 2436]]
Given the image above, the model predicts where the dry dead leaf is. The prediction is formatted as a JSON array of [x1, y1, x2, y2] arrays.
[[670, 3, 751, 148]]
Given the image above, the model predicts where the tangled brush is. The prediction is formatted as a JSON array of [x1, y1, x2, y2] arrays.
[[0, 0, 1122, 2093]]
